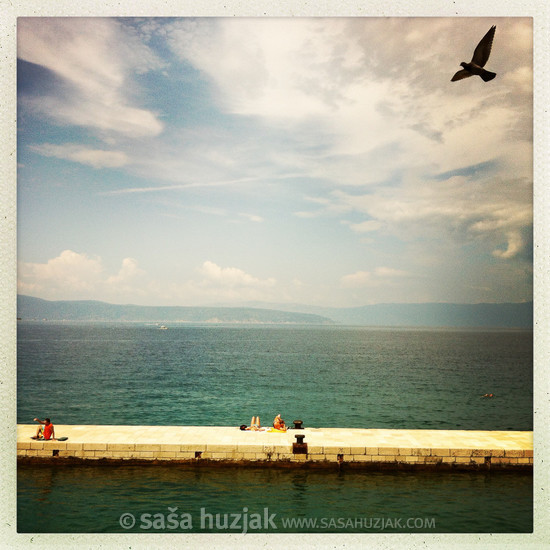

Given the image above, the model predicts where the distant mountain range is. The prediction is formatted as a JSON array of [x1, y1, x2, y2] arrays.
[[17, 295, 333, 325], [17, 295, 533, 328], [236, 300, 533, 328]]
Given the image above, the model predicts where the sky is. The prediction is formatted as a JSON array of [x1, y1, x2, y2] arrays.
[[16, 17, 533, 308]]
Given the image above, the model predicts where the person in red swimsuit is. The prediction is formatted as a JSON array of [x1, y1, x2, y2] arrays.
[[32, 417, 55, 440]]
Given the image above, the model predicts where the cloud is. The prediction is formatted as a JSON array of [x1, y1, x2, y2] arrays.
[[18, 18, 164, 138], [21, 18, 532, 203], [106, 258, 145, 285], [16, 19, 533, 307], [492, 231, 525, 259], [374, 267, 412, 278], [102, 176, 262, 195], [166, 18, 353, 119], [341, 271, 372, 288], [30, 143, 129, 169], [17, 253, 281, 306], [136, 261, 282, 306], [346, 220, 383, 233], [341, 266, 412, 288], [325, 164, 532, 261], [163, 18, 532, 194], [18, 251, 145, 301], [239, 213, 263, 223], [198, 261, 275, 289], [18, 250, 105, 296]]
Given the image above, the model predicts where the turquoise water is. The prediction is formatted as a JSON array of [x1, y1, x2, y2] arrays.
[[17, 322, 533, 533], [17, 322, 532, 430]]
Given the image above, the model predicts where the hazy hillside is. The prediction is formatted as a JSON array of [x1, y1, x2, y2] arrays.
[[16, 295, 334, 325], [225, 300, 533, 328], [17, 295, 532, 328], [320, 302, 533, 328]]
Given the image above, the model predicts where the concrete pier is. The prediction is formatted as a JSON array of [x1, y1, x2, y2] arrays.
[[17, 425, 533, 470]]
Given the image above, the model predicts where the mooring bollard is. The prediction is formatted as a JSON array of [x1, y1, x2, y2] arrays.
[[293, 420, 303, 429], [293, 433, 307, 454]]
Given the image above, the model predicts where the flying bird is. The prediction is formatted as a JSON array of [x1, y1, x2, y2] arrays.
[[451, 25, 497, 82]]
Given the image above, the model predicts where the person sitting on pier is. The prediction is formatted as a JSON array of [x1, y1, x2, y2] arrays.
[[31, 417, 55, 440], [240, 416, 266, 431], [273, 414, 287, 431]]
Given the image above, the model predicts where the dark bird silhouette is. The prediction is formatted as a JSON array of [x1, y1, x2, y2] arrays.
[[451, 26, 497, 82]]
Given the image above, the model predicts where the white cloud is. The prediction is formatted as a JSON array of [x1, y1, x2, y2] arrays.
[[18, 251, 145, 302], [18, 250, 105, 296], [130, 261, 283, 306], [164, 17, 532, 195], [18, 253, 283, 306], [30, 143, 128, 169], [18, 18, 164, 138], [198, 261, 276, 289], [340, 270, 372, 288], [492, 231, 525, 259], [106, 258, 144, 285], [167, 19, 358, 119], [346, 220, 382, 233], [239, 213, 263, 223], [327, 165, 532, 261], [341, 266, 412, 288], [374, 267, 411, 278], [16, 18, 533, 307]]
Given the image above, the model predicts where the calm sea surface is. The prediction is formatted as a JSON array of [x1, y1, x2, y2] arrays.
[[17, 322, 533, 533]]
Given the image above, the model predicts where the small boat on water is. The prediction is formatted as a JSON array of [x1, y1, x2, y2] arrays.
[[159, 325, 168, 330]]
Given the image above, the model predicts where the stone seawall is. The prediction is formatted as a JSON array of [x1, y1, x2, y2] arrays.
[[17, 425, 533, 470]]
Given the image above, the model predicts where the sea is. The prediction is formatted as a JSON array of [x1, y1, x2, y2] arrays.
[[16, 321, 533, 534]]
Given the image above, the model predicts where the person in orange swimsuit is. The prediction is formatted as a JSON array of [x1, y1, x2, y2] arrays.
[[273, 414, 286, 431]]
